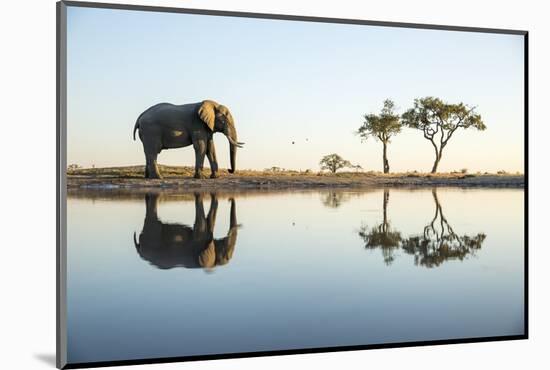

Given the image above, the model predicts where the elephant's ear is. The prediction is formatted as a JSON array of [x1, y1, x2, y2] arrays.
[[198, 100, 217, 132], [198, 241, 216, 268]]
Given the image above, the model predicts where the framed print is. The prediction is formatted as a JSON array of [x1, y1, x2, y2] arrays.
[[57, 1, 528, 368]]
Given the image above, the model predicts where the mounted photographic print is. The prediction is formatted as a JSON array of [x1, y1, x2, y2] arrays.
[[57, 1, 528, 368]]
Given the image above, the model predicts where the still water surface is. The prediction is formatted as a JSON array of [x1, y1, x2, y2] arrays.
[[67, 188, 524, 363]]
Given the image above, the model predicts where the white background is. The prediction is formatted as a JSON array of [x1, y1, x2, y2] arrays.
[[0, 0, 547, 369]]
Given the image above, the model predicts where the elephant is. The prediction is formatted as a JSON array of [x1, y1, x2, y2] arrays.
[[133, 100, 244, 179], [133, 192, 239, 270]]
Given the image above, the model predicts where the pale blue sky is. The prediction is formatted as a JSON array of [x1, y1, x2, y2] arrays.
[[67, 6, 524, 173]]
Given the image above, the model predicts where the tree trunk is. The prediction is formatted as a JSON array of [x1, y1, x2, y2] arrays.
[[431, 158, 439, 173], [431, 151, 442, 174], [382, 142, 390, 174], [382, 189, 389, 233]]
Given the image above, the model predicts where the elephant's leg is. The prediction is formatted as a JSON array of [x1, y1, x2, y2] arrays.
[[193, 140, 207, 179], [144, 193, 159, 220], [206, 193, 218, 231], [193, 193, 207, 234], [141, 144, 149, 178], [145, 152, 162, 179], [152, 155, 162, 179], [206, 139, 219, 178]]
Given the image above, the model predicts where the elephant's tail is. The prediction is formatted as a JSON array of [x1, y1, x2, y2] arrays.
[[133, 231, 140, 249], [133, 120, 140, 141], [133, 110, 147, 141]]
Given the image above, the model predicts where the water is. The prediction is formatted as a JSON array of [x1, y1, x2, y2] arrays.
[[66, 188, 525, 364]]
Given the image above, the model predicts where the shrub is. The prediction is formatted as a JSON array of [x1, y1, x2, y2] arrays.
[[319, 153, 352, 174]]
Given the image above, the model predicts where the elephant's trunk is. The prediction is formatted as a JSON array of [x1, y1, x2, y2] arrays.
[[225, 123, 241, 174], [229, 143, 237, 174], [216, 198, 238, 266]]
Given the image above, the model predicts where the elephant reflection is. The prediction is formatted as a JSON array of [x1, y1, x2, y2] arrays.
[[133, 192, 238, 270], [358, 188, 486, 267]]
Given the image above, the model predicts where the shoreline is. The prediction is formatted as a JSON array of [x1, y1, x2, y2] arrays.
[[67, 173, 524, 192]]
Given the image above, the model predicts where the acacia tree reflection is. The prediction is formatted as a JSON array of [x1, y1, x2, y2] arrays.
[[321, 191, 366, 208], [358, 188, 486, 267], [321, 191, 349, 208], [401, 189, 486, 267], [358, 189, 402, 265]]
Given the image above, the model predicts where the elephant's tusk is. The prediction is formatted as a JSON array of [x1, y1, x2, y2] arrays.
[[227, 137, 244, 148]]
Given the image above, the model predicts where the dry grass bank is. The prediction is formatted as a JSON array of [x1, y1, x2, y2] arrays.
[[67, 165, 524, 190]]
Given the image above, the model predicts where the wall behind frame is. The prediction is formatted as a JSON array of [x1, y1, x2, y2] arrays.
[[1, 0, 547, 370]]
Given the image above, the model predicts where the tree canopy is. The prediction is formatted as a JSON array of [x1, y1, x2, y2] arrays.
[[357, 99, 402, 173], [357, 99, 402, 143], [401, 97, 486, 173], [319, 153, 351, 174]]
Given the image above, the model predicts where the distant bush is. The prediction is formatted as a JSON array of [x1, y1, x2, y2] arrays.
[[351, 164, 363, 172], [265, 166, 285, 173], [497, 170, 507, 175], [319, 153, 352, 174], [460, 168, 468, 174]]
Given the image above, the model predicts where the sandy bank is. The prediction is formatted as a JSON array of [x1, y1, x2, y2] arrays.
[[67, 166, 524, 191]]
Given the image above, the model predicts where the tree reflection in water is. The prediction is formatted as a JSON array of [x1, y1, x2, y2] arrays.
[[357, 188, 486, 267], [401, 189, 486, 267], [358, 189, 402, 265], [321, 191, 349, 208]]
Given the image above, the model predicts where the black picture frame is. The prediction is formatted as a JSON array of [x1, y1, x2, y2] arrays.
[[56, 1, 529, 368]]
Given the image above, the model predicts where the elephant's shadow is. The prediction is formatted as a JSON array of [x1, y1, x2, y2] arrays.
[[133, 193, 239, 270]]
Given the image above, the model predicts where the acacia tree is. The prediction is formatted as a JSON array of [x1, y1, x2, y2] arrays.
[[357, 99, 402, 174], [319, 153, 351, 174], [401, 97, 486, 173]]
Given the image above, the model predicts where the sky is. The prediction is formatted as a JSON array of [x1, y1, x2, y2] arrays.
[[66, 6, 525, 173]]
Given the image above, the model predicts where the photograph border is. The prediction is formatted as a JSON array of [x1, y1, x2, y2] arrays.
[[56, 1, 529, 368]]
